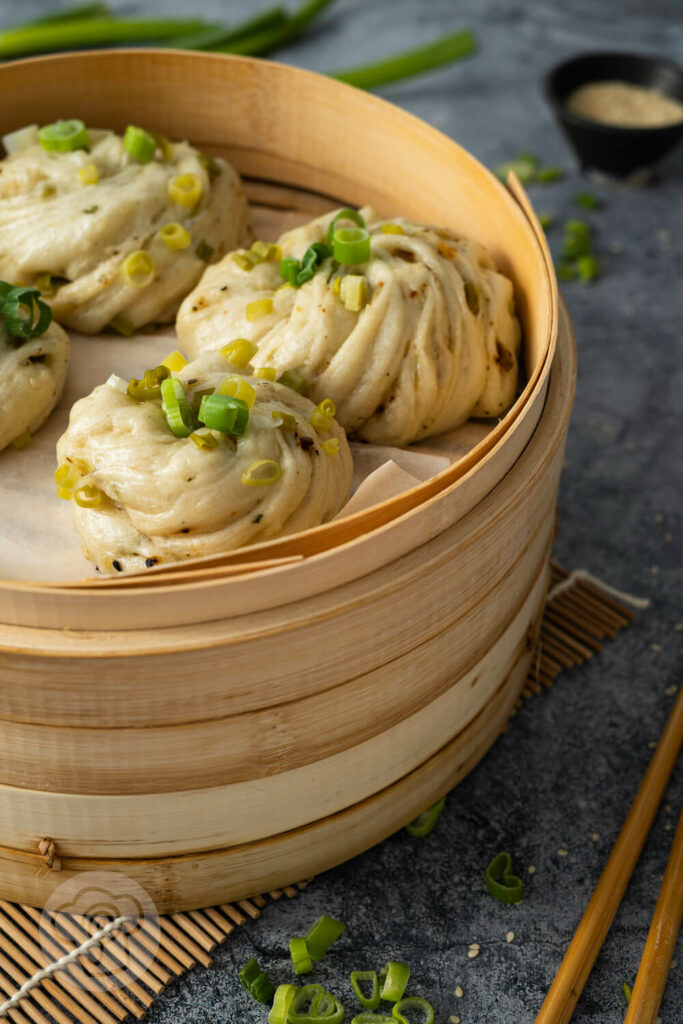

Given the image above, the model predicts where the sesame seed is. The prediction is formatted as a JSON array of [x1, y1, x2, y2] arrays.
[[664, 823, 673, 831], [665, 685, 678, 696], [651, 565, 660, 574], [455, 986, 464, 998], [527, 865, 536, 874], [650, 643, 662, 652], [592, 833, 600, 842], [674, 623, 683, 632], [468, 949, 479, 959], [665, 805, 672, 814], [654, 513, 664, 523], [648, 741, 657, 748], [558, 848, 569, 857], [450, 1017, 461, 1024], [469, 943, 480, 951], [506, 931, 515, 943]]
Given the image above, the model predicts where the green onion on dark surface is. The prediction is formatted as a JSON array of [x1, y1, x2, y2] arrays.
[[330, 29, 477, 90], [485, 850, 524, 904], [405, 796, 446, 837], [304, 915, 346, 962], [378, 961, 410, 1003], [0, 17, 207, 59], [350, 971, 380, 1010]]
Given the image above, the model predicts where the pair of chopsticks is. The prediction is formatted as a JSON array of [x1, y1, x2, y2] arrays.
[[535, 686, 683, 1024]]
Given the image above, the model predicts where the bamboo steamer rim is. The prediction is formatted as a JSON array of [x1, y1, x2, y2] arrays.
[[0, 49, 557, 609], [0, 300, 575, 658]]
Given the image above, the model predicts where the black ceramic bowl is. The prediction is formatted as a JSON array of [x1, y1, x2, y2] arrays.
[[544, 51, 683, 177]]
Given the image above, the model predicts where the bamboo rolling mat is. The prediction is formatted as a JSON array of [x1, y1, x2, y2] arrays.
[[0, 562, 640, 1024]]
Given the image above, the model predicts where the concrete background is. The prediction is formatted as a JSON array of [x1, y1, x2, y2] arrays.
[[2, 1, 681, 1021]]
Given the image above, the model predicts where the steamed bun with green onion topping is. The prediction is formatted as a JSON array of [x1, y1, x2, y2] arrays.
[[0, 281, 69, 452], [55, 345, 352, 574], [0, 120, 250, 335], [176, 207, 522, 447]]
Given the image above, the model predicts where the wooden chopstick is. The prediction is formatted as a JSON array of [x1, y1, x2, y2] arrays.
[[534, 686, 683, 1024], [625, 805, 683, 1024]]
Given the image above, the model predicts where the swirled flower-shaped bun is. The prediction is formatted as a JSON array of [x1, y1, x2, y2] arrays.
[[0, 125, 250, 334], [176, 208, 521, 447], [56, 350, 352, 573], [0, 317, 69, 452]]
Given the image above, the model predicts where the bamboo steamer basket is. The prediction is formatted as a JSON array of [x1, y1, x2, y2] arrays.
[[0, 51, 575, 912], [0, 49, 558, 630]]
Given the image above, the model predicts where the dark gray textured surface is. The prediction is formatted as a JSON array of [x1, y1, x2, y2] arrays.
[[3, 1, 681, 1020]]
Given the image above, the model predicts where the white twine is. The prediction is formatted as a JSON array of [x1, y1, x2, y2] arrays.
[[0, 915, 128, 1017], [546, 568, 651, 610]]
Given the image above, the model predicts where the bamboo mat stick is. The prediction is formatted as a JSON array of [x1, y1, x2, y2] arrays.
[[624, 806, 683, 1024], [534, 687, 683, 1024]]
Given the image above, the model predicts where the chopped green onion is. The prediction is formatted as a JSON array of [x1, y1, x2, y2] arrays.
[[161, 377, 195, 437], [38, 119, 89, 153], [330, 29, 476, 90], [575, 192, 601, 210], [221, 338, 258, 368], [350, 971, 380, 1010], [121, 250, 155, 288], [159, 223, 191, 250], [255, 366, 277, 381], [10, 429, 32, 449], [190, 430, 219, 450], [272, 410, 297, 431], [152, 132, 174, 162], [556, 262, 577, 282], [198, 394, 249, 435], [35, 272, 55, 297], [537, 166, 564, 183], [246, 297, 274, 321], [251, 240, 282, 262], [277, 369, 308, 394], [576, 253, 600, 283], [326, 208, 366, 246], [322, 437, 340, 457], [289, 986, 344, 1024], [79, 162, 99, 184], [304, 915, 346, 962], [0, 282, 52, 340], [351, 1016, 394, 1024], [464, 281, 480, 316], [340, 274, 369, 312], [238, 958, 276, 1005], [309, 398, 336, 433], [123, 124, 156, 163], [405, 796, 446, 837], [299, 243, 333, 286], [392, 996, 434, 1024], [538, 212, 555, 230], [378, 962, 410, 1003], [494, 153, 538, 185], [168, 173, 202, 208], [289, 937, 313, 975], [197, 150, 222, 178], [232, 250, 259, 271], [561, 221, 592, 260], [217, 375, 256, 409], [623, 983, 632, 1003], [268, 984, 298, 1024], [191, 387, 214, 416], [107, 314, 134, 337], [160, 350, 188, 372], [241, 459, 281, 486], [334, 227, 371, 266], [196, 239, 215, 262], [485, 851, 523, 904], [280, 257, 300, 284], [381, 224, 404, 235], [73, 484, 103, 508]]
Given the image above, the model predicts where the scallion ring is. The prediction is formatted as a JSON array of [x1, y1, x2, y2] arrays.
[[405, 796, 446, 838], [304, 914, 346, 962], [220, 338, 258, 369], [73, 484, 103, 509], [120, 250, 155, 288], [351, 1016, 394, 1024], [123, 124, 156, 163], [378, 962, 410, 1003], [160, 377, 195, 438], [326, 207, 367, 246], [0, 283, 52, 340], [241, 459, 281, 487], [350, 971, 380, 1010], [277, 369, 308, 394], [392, 997, 434, 1024], [485, 851, 523, 904], [268, 984, 298, 1024], [38, 118, 89, 153], [333, 226, 371, 266], [289, 937, 313, 975], [198, 394, 249, 435], [168, 173, 202, 208], [159, 223, 191, 251], [216, 375, 256, 409]]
